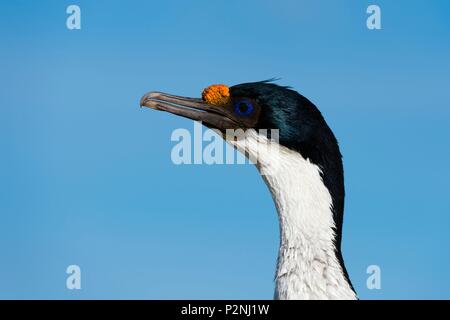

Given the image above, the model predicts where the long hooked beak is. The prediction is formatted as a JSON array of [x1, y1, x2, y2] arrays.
[[140, 91, 240, 130]]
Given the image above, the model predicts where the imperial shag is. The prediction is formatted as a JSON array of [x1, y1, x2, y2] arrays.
[[140, 81, 357, 300]]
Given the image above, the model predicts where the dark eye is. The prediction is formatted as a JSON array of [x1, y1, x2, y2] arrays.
[[233, 99, 254, 117]]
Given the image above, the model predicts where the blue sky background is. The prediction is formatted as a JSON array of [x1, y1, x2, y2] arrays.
[[0, 0, 449, 299]]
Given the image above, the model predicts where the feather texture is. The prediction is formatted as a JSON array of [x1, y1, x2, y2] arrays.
[[228, 130, 356, 300]]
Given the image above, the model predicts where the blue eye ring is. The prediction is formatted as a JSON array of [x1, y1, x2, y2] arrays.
[[233, 99, 254, 117]]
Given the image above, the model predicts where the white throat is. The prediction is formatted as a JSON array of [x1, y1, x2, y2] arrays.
[[227, 129, 356, 300]]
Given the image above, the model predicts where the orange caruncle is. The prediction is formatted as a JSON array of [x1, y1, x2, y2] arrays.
[[202, 84, 230, 105]]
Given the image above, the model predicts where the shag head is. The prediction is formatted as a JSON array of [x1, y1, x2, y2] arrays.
[[140, 80, 338, 154], [140, 80, 353, 297], [140, 79, 345, 244]]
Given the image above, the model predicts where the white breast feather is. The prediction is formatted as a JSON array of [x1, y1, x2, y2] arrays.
[[227, 129, 356, 300]]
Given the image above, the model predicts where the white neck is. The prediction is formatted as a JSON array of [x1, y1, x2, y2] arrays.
[[227, 130, 356, 300]]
